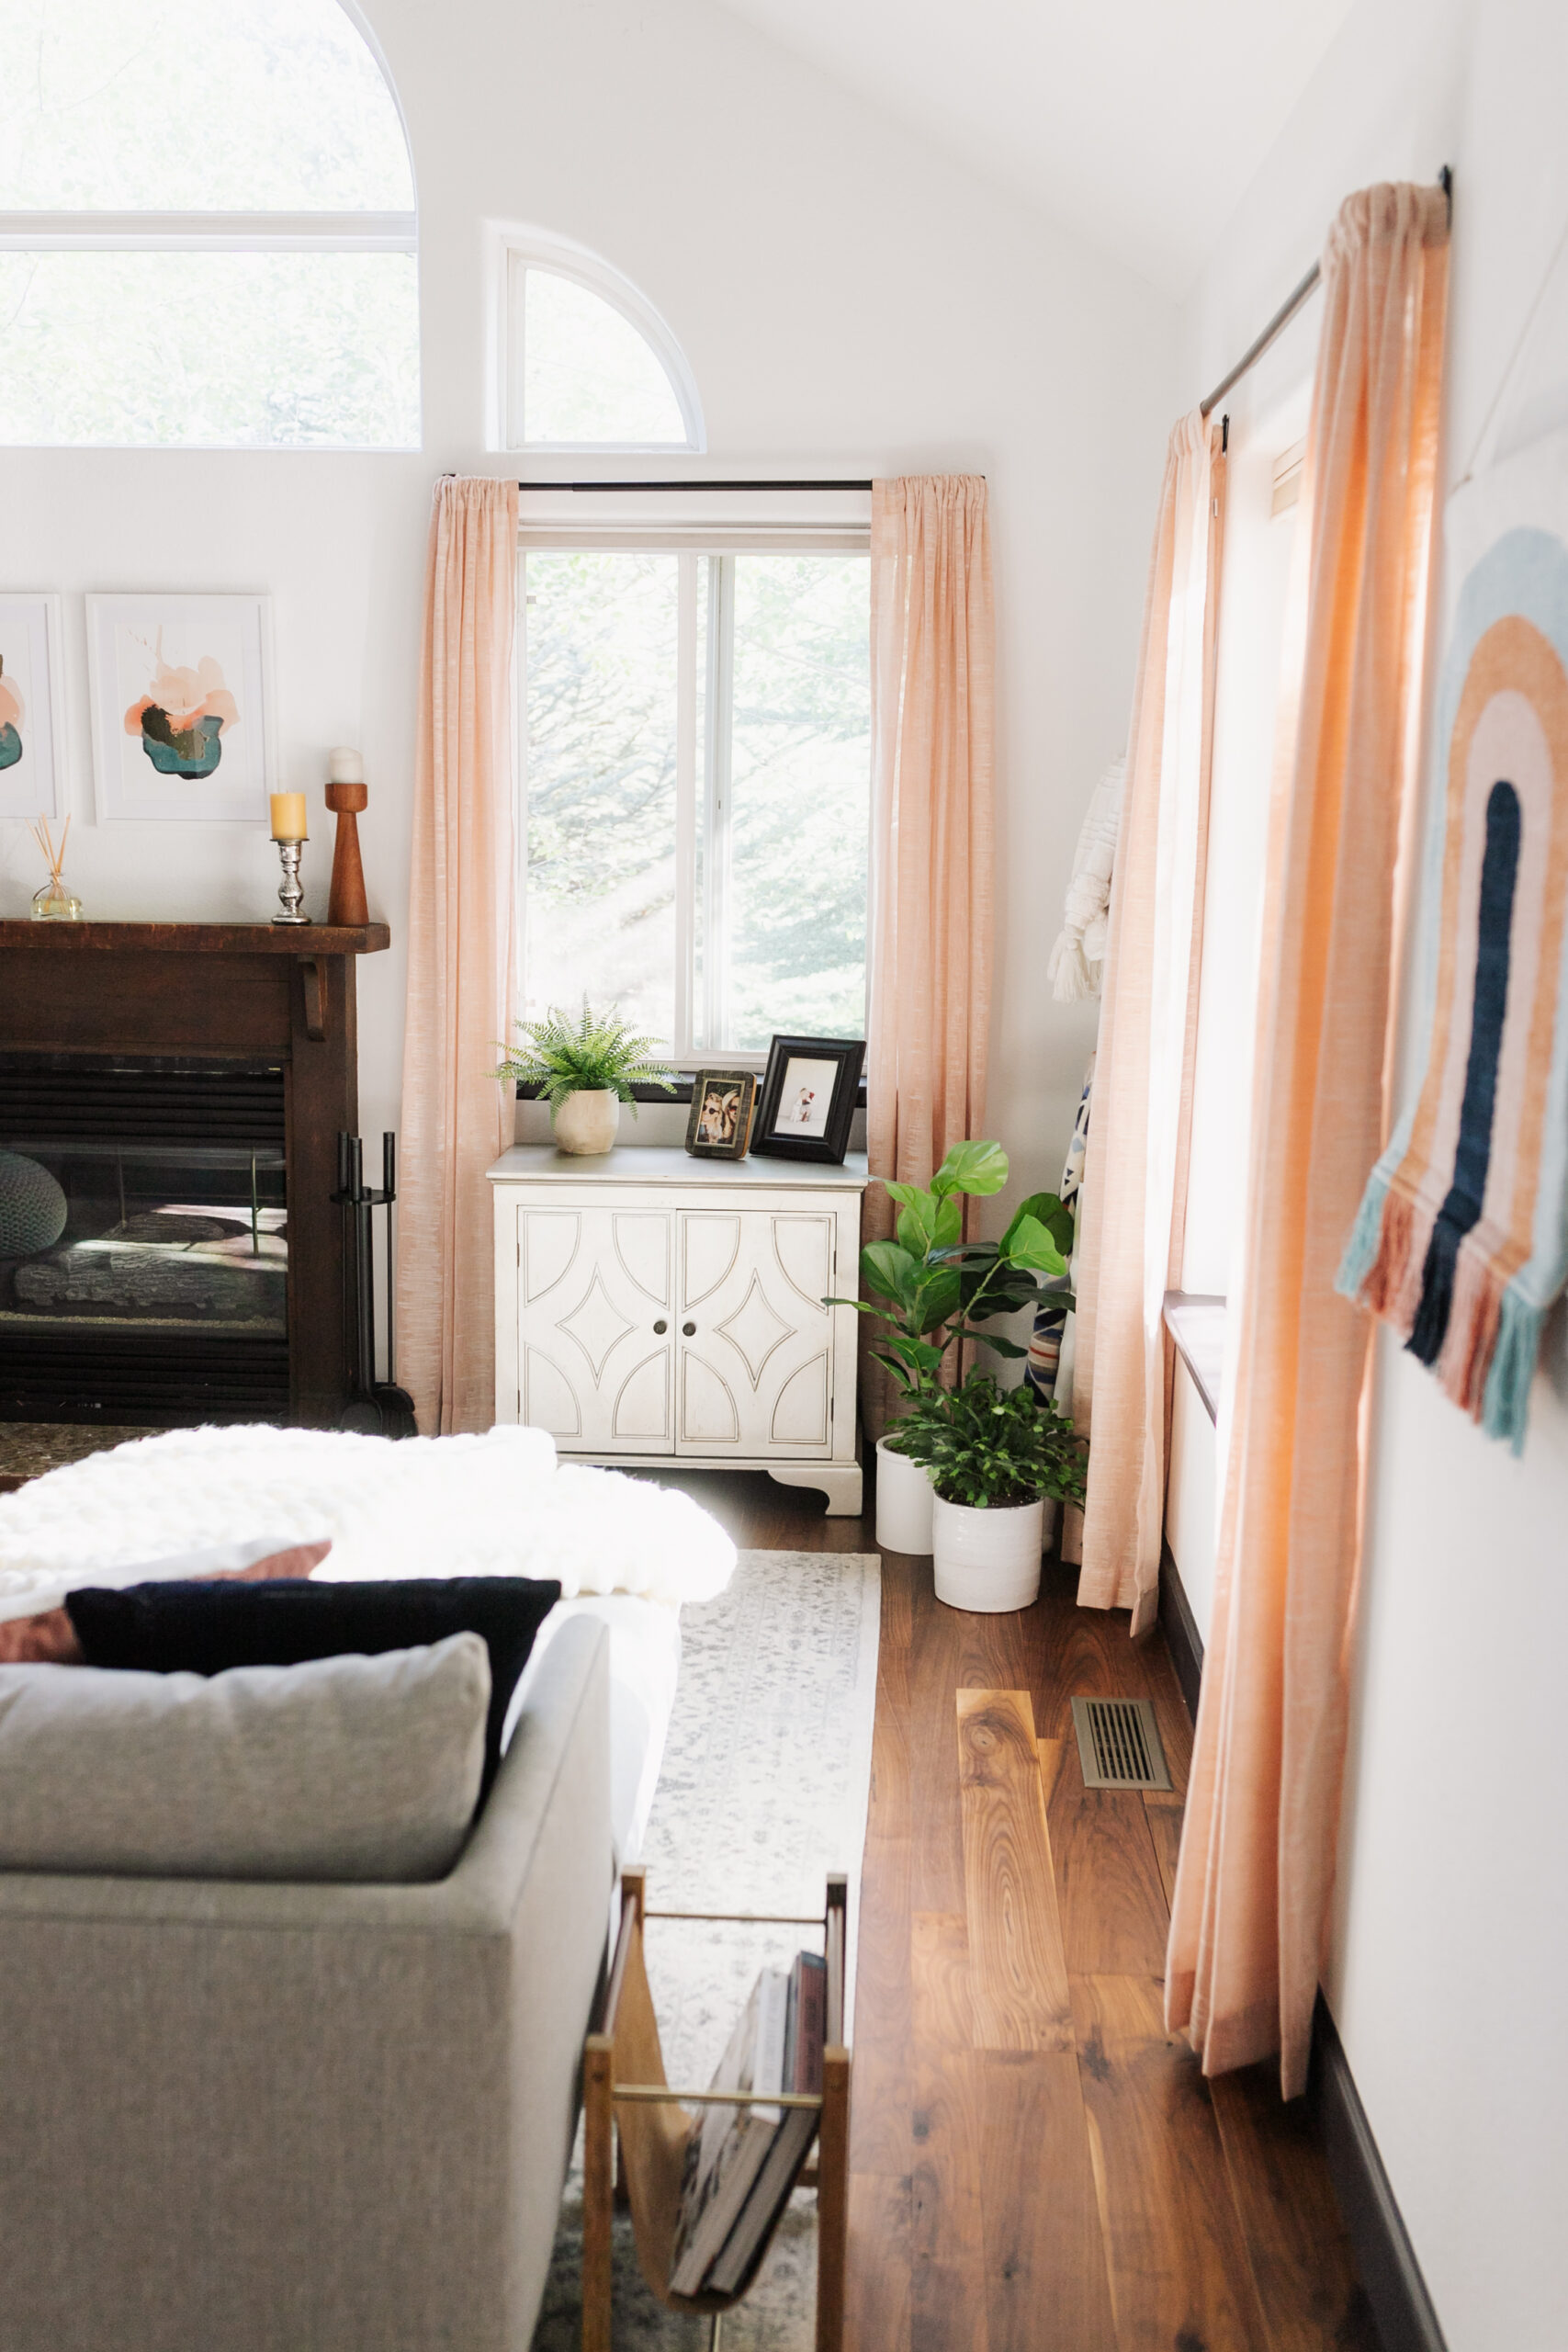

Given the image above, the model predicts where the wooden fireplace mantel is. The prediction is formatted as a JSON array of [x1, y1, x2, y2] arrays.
[[0, 921, 390, 956], [0, 917, 391, 1429]]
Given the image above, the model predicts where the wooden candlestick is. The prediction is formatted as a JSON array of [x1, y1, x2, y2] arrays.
[[324, 779, 369, 928]]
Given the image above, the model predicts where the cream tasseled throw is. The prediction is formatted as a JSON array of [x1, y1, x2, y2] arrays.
[[1046, 754, 1126, 1001], [0, 1423, 736, 1620]]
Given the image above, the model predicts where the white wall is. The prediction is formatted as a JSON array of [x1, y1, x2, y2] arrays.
[[1181, 4, 1568, 2345], [1164, 1354, 1217, 1633], [0, 0, 1177, 1260]]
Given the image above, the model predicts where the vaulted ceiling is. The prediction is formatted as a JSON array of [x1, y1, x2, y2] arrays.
[[715, 0, 1358, 292]]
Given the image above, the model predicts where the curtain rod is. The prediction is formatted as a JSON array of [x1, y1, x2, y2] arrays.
[[1200, 165, 1452, 419], [516, 479, 874, 492]]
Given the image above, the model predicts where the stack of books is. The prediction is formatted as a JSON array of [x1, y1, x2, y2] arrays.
[[667, 1949, 828, 2299]]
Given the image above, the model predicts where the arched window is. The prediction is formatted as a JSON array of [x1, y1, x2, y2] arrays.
[[496, 230, 705, 453], [0, 0, 419, 448]]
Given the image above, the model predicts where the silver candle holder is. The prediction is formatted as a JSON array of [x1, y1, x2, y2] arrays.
[[269, 794, 312, 927], [272, 837, 311, 925]]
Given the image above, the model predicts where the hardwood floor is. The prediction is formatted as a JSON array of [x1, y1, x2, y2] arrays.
[[642, 1466, 1377, 2352]]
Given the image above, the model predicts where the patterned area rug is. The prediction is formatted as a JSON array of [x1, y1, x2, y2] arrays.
[[530, 1547, 882, 2351]]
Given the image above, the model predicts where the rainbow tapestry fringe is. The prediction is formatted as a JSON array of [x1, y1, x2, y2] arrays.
[[1337, 480, 1568, 1454]]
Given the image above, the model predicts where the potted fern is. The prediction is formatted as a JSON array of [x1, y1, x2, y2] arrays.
[[497, 1005, 676, 1156], [894, 1376, 1087, 1611], [831, 1141, 1075, 1552]]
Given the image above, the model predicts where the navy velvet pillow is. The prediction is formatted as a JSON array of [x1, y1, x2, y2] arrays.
[[65, 1576, 562, 1792]]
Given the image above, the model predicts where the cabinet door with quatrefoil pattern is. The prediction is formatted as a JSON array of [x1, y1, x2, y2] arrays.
[[675, 1211, 835, 1456]]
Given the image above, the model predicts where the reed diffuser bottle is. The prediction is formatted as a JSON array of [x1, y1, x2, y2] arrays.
[[30, 815, 81, 920]]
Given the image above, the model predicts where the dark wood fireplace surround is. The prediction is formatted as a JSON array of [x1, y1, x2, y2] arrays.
[[0, 921, 389, 1428]]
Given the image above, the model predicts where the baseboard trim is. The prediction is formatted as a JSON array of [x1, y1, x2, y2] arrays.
[[1310, 2001, 1450, 2352], [1157, 1538, 1204, 1722]]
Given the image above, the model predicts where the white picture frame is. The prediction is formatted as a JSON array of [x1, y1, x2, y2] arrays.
[[0, 594, 68, 824], [86, 593, 276, 824]]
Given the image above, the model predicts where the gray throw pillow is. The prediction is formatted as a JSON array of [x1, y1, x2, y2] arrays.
[[0, 1632, 491, 1883]]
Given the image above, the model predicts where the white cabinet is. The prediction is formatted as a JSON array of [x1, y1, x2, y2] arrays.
[[490, 1147, 868, 1513]]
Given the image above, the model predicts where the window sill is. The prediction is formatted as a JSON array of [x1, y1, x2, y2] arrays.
[[512, 1078, 869, 1109], [1163, 1291, 1226, 1426]]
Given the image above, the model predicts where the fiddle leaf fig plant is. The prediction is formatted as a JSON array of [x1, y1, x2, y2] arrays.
[[827, 1140, 1076, 1404]]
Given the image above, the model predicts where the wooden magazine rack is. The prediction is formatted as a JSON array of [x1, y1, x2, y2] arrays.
[[582, 1868, 851, 2351]]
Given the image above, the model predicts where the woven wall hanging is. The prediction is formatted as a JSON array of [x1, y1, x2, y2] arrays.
[[1340, 429, 1568, 1449]]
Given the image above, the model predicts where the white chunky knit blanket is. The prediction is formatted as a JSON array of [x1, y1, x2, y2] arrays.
[[0, 1423, 736, 1622]]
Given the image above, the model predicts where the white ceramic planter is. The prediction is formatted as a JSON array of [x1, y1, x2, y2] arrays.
[[932, 1493, 1056, 1612], [553, 1088, 620, 1156], [875, 1437, 935, 1553]]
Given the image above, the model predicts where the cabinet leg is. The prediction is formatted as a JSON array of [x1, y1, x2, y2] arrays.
[[767, 1464, 863, 1517]]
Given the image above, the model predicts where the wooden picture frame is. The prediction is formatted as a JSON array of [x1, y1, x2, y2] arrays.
[[684, 1069, 756, 1159], [750, 1035, 865, 1165]]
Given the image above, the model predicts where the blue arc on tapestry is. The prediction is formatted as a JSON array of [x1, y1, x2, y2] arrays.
[[1408, 778, 1521, 1365]]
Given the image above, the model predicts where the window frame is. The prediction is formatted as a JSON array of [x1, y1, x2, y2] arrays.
[[491, 226, 705, 455], [515, 489, 873, 1072], [0, 0, 419, 451]]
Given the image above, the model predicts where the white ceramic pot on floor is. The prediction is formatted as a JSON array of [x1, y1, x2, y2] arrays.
[[552, 1088, 620, 1155], [931, 1493, 1058, 1612], [875, 1437, 935, 1553]]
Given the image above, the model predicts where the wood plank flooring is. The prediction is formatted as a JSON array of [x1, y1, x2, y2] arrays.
[[642, 1465, 1377, 2352]]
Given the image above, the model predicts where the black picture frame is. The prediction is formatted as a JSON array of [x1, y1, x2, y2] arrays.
[[750, 1035, 865, 1164], [683, 1069, 757, 1159]]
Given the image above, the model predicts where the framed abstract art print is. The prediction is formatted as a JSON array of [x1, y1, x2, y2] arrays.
[[0, 595, 67, 824], [87, 593, 276, 824]]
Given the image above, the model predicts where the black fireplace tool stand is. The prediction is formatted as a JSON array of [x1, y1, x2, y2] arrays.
[[333, 1131, 417, 1437]]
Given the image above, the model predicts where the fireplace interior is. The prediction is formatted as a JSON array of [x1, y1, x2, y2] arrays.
[[0, 1056, 291, 1423]]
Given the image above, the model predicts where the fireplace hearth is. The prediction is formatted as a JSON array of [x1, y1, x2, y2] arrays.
[[0, 921, 389, 1428]]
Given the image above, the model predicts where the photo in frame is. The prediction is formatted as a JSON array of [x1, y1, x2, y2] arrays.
[[87, 593, 275, 824], [0, 595, 67, 824], [750, 1035, 865, 1164], [684, 1069, 758, 1159]]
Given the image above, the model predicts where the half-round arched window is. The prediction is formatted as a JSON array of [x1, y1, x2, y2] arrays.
[[496, 230, 705, 453], [0, 0, 419, 448]]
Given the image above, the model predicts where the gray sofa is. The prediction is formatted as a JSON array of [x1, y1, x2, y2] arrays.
[[0, 1614, 612, 2352]]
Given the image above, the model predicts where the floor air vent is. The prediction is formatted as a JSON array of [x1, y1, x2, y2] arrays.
[[1070, 1696, 1172, 1792]]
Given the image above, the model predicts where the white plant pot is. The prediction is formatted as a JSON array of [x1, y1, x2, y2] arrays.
[[875, 1437, 935, 1553], [553, 1088, 620, 1156], [931, 1493, 1055, 1613]]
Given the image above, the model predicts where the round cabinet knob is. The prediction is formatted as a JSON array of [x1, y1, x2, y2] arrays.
[[682, 1321, 696, 1337], [653, 1319, 668, 1335]]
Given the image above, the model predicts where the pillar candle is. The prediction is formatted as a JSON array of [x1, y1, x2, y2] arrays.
[[269, 792, 308, 841], [327, 747, 364, 784]]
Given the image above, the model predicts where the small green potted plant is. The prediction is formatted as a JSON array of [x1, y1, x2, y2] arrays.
[[830, 1140, 1075, 1552], [496, 1004, 676, 1156], [893, 1375, 1087, 1611]]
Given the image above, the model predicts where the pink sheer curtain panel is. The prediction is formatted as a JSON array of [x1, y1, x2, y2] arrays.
[[397, 475, 520, 1434], [1067, 412, 1224, 1632], [1167, 184, 1450, 2094], [863, 477, 996, 1437]]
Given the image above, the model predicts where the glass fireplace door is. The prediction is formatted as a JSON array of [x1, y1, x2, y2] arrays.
[[0, 1056, 290, 1422]]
